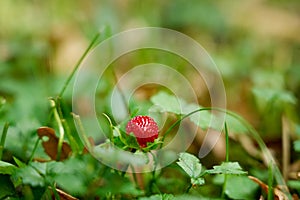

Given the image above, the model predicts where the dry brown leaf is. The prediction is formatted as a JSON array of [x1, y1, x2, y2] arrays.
[[248, 176, 290, 200], [55, 188, 79, 200], [37, 127, 72, 161]]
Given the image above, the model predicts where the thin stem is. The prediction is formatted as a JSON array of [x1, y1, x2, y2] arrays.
[[62, 118, 80, 154], [268, 164, 274, 200], [50, 99, 64, 161], [185, 183, 192, 193], [221, 174, 228, 198], [282, 115, 290, 181], [28, 138, 41, 163], [102, 113, 114, 141], [221, 122, 229, 198], [0, 122, 9, 160], [224, 122, 229, 162], [129, 165, 139, 189], [72, 113, 92, 152], [56, 99, 80, 154], [58, 32, 101, 98], [160, 108, 212, 148]]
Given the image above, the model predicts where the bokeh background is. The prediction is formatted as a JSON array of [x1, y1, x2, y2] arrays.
[[0, 0, 300, 197], [1, 0, 299, 137]]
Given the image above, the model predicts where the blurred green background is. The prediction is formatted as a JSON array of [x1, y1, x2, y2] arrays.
[[0, 0, 300, 198], [1, 0, 299, 135]]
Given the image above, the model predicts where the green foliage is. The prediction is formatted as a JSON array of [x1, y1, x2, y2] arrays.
[[176, 152, 253, 198], [150, 92, 183, 115], [14, 162, 46, 187], [0, 175, 16, 199], [294, 140, 300, 152], [294, 124, 300, 152], [151, 91, 248, 133], [139, 194, 174, 200], [0, 161, 17, 175], [176, 152, 204, 186], [213, 175, 258, 200], [252, 88, 296, 109], [206, 162, 247, 175]]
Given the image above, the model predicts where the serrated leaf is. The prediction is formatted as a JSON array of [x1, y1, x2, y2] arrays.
[[14, 162, 46, 187], [177, 152, 202, 179], [0, 161, 17, 175], [206, 162, 247, 175]]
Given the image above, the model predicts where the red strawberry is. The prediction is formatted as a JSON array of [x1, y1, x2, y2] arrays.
[[126, 115, 159, 148]]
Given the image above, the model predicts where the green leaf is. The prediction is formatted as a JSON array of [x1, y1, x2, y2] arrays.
[[295, 124, 300, 136], [47, 155, 103, 196], [0, 161, 17, 175], [151, 92, 210, 130], [139, 194, 174, 200], [0, 96, 5, 110], [151, 91, 248, 132], [189, 109, 213, 130], [288, 180, 300, 191], [252, 88, 296, 106], [224, 115, 248, 133], [142, 138, 163, 151], [206, 162, 247, 175], [293, 140, 300, 152], [119, 127, 140, 149], [177, 152, 202, 180], [96, 172, 143, 196], [173, 195, 213, 200], [0, 175, 16, 199], [213, 174, 258, 199], [225, 175, 259, 200], [14, 162, 46, 187], [13, 157, 26, 168], [150, 91, 183, 114]]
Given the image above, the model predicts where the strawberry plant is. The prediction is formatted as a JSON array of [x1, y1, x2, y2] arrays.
[[126, 116, 159, 149]]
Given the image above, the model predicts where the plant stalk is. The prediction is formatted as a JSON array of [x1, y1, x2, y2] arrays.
[[72, 113, 92, 151], [58, 32, 101, 98], [0, 122, 9, 160], [50, 99, 64, 161]]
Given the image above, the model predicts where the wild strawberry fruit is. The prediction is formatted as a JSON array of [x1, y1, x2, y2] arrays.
[[126, 115, 159, 148]]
